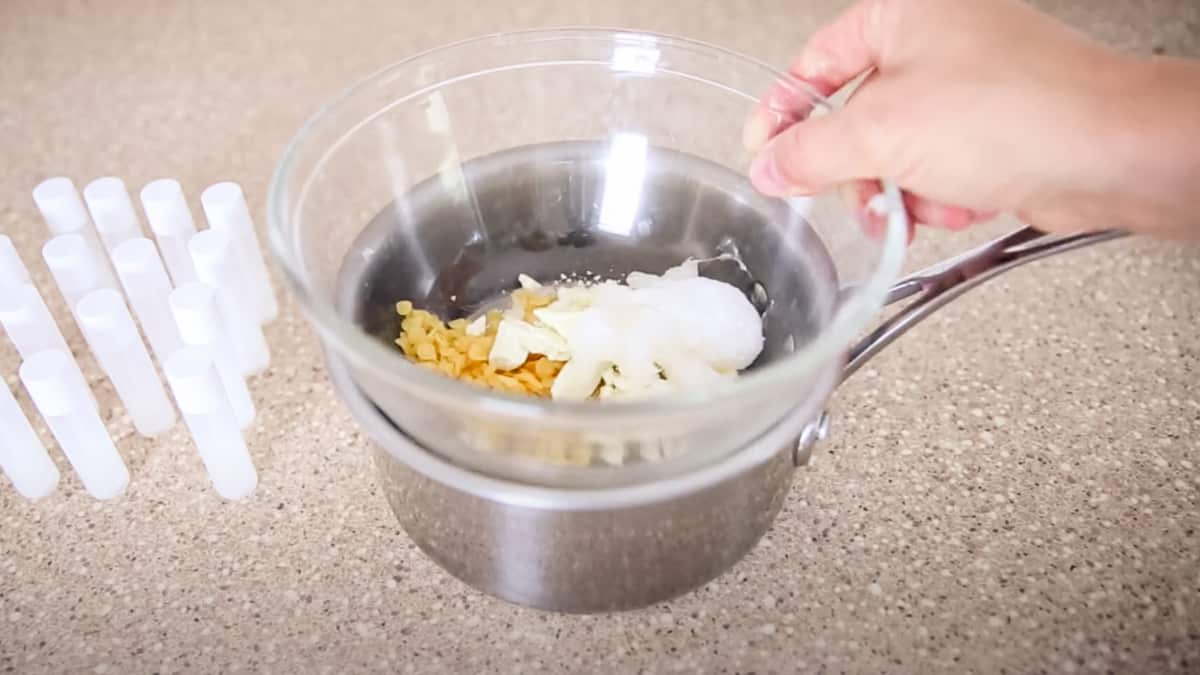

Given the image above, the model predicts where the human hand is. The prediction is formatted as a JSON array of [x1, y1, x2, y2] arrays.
[[744, 0, 1200, 239]]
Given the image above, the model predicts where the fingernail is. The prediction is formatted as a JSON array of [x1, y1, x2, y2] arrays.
[[749, 150, 789, 196], [742, 112, 772, 152]]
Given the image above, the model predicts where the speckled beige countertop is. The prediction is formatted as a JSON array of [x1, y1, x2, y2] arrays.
[[1, 1, 1198, 673]]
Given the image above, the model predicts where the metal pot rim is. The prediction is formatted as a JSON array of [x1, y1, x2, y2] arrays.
[[327, 351, 837, 511]]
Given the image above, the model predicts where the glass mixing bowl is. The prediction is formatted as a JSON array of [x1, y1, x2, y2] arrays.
[[267, 29, 908, 488]]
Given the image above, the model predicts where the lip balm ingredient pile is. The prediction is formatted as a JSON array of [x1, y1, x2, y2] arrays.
[[394, 263, 764, 400]]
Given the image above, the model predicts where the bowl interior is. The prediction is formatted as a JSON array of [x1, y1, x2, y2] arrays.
[[338, 140, 839, 373]]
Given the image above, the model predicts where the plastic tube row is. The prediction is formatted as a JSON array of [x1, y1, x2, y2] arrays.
[[0, 176, 276, 502]]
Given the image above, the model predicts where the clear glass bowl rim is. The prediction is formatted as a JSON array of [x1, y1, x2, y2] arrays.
[[266, 27, 909, 423]]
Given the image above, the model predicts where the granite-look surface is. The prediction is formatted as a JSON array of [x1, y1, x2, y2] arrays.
[[1, 0, 1198, 672]]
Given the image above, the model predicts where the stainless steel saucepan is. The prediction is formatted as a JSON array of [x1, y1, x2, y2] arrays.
[[322, 223, 1120, 613], [269, 28, 1125, 612]]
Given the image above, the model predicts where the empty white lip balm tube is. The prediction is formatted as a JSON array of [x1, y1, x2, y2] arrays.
[[200, 182, 278, 323], [111, 238, 183, 363], [32, 178, 113, 277], [82, 177, 143, 254], [76, 289, 176, 437], [0, 282, 71, 358], [0, 377, 60, 500], [32, 177, 93, 236], [43, 233, 119, 311], [169, 282, 255, 428], [0, 234, 31, 288], [20, 349, 129, 500], [0, 284, 96, 410], [164, 347, 257, 500], [139, 179, 198, 286], [189, 229, 269, 375]]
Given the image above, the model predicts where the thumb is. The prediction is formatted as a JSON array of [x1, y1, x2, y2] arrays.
[[748, 108, 878, 197]]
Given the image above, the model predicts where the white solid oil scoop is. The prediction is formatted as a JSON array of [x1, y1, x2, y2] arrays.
[[163, 347, 257, 500], [169, 282, 255, 428], [189, 229, 269, 375], [0, 282, 72, 359], [76, 289, 176, 437], [0, 235, 31, 288], [0, 377, 60, 500], [82, 177, 143, 253], [139, 179, 198, 286], [20, 349, 129, 500], [42, 233, 119, 311], [111, 238, 184, 363], [200, 182, 278, 323]]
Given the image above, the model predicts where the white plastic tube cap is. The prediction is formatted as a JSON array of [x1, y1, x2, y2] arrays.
[[0, 378, 60, 500], [20, 350, 90, 415], [139, 179, 198, 286], [32, 177, 92, 237], [0, 283, 71, 359], [169, 282, 255, 428], [76, 289, 176, 437], [200, 182, 278, 323], [111, 238, 183, 363], [0, 235, 31, 289], [189, 229, 269, 374], [83, 177, 143, 253], [20, 349, 129, 500], [43, 233, 118, 309], [164, 347, 257, 500]]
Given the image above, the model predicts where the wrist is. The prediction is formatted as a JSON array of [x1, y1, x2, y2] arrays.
[[1098, 54, 1200, 238]]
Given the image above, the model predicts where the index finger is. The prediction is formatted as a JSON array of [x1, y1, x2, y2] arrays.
[[743, 0, 890, 151]]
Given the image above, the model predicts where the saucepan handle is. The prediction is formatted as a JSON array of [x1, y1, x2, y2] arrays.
[[793, 225, 1127, 466], [842, 226, 1128, 381]]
